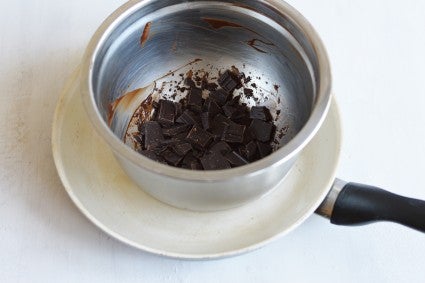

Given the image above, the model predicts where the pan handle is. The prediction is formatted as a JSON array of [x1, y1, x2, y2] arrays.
[[316, 179, 425, 233]]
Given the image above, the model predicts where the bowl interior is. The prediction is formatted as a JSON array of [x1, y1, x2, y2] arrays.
[[91, 0, 318, 150]]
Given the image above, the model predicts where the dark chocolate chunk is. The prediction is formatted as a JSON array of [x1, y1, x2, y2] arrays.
[[222, 123, 246, 143], [182, 153, 196, 165], [200, 152, 231, 170], [209, 141, 232, 155], [185, 77, 196, 88], [161, 149, 184, 166], [173, 142, 192, 156], [143, 121, 164, 150], [225, 151, 249, 167], [250, 106, 272, 121], [173, 132, 189, 143], [174, 102, 183, 117], [157, 99, 175, 126], [210, 89, 230, 106], [160, 139, 180, 147], [187, 87, 203, 113], [257, 141, 273, 158], [222, 103, 237, 118], [243, 88, 254, 98], [201, 112, 210, 130], [202, 98, 221, 118], [204, 82, 218, 91], [218, 70, 239, 93], [249, 119, 273, 142], [176, 110, 200, 125], [182, 153, 203, 170], [239, 141, 258, 161], [186, 125, 213, 149], [162, 124, 191, 137], [210, 114, 231, 138]]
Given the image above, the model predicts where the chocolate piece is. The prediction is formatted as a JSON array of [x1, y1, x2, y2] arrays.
[[249, 119, 273, 142], [174, 102, 183, 117], [257, 141, 273, 158], [222, 103, 237, 118], [210, 114, 231, 138], [202, 98, 221, 118], [218, 70, 239, 93], [162, 124, 191, 137], [143, 121, 164, 150], [176, 110, 200, 125], [187, 87, 203, 112], [210, 89, 230, 106], [225, 151, 249, 167], [243, 88, 254, 98], [201, 112, 210, 130], [185, 77, 196, 88], [157, 99, 175, 126], [239, 141, 258, 161], [186, 125, 213, 149], [173, 132, 189, 143], [200, 152, 231, 170], [250, 106, 272, 121], [222, 123, 246, 143], [210, 141, 232, 155], [182, 153, 203, 170], [161, 149, 184, 166], [173, 142, 192, 156]]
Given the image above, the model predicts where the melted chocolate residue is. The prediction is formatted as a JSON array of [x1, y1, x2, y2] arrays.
[[247, 39, 275, 54], [202, 17, 243, 29], [140, 22, 152, 47]]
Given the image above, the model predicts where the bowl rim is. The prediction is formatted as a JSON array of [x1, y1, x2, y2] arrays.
[[80, 0, 332, 182]]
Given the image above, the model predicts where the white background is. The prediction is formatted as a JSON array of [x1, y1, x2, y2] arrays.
[[1, 0, 425, 282]]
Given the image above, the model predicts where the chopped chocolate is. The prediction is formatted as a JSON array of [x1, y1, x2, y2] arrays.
[[210, 114, 231, 138], [200, 152, 231, 170], [209, 141, 232, 155], [174, 102, 183, 117], [243, 88, 254, 98], [176, 110, 200, 125], [218, 70, 239, 93], [201, 112, 210, 130], [202, 98, 221, 118], [161, 149, 184, 166], [222, 123, 246, 143], [249, 119, 273, 142], [210, 89, 229, 106], [173, 142, 193, 156], [143, 121, 164, 150], [187, 87, 203, 112], [222, 103, 237, 118], [186, 125, 213, 149], [250, 106, 272, 121], [131, 67, 277, 170], [225, 151, 249, 167], [239, 141, 258, 161], [257, 141, 273, 158], [157, 99, 175, 126], [162, 124, 191, 137]]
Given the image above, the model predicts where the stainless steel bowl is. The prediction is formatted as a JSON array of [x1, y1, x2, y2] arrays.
[[81, 0, 331, 211]]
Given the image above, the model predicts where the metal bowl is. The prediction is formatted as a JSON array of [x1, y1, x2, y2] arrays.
[[81, 0, 331, 211]]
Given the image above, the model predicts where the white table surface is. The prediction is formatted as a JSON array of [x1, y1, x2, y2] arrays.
[[1, 1, 425, 282]]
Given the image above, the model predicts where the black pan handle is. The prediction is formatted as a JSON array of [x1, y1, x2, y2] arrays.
[[316, 179, 425, 233]]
